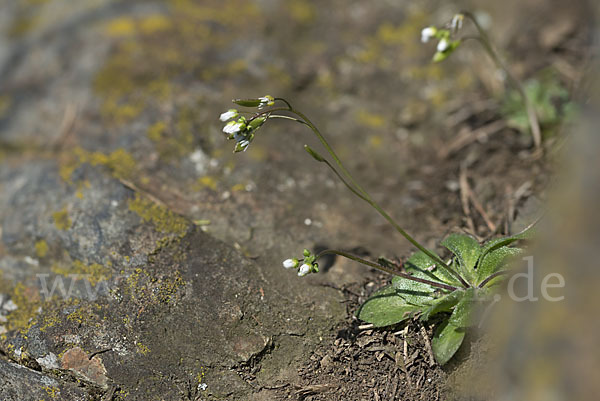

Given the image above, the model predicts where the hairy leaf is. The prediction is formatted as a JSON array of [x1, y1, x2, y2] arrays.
[[441, 234, 480, 284], [479, 225, 535, 262], [432, 320, 466, 365], [448, 288, 476, 327], [476, 246, 523, 286], [420, 290, 464, 322], [357, 285, 420, 327], [391, 275, 437, 306], [404, 251, 462, 287]]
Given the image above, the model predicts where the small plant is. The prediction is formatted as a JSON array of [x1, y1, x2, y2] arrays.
[[502, 70, 575, 138], [219, 94, 535, 364], [421, 12, 543, 149]]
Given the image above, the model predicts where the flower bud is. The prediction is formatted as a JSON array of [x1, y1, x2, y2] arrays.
[[283, 258, 299, 269], [304, 145, 325, 162], [421, 26, 437, 43], [303, 249, 311, 257], [437, 38, 450, 52], [219, 109, 238, 122], [298, 263, 311, 277], [248, 116, 267, 131]]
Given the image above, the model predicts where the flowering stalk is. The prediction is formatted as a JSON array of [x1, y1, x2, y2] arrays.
[[286, 106, 467, 287], [459, 11, 542, 149], [314, 249, 458, 291], [422, 12, 542, 149], [222, 96, 469, 287]]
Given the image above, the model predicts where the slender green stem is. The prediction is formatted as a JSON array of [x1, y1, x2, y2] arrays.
[[315, 249, 458, 292], [267, 115, 308, 125], [289, 108, 468, 287], [315, 158, 370, 202], [461, 11, 542, 149], [289, 109, 370, 199], [478, 270, 510, 288], [249, 107, 291, 120], [274, 97, 293, 110]]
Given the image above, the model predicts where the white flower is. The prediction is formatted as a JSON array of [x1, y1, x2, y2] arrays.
[[421, 26, 437, 43], [220, 109, 238, 122], [437, 38, 450, 52], [223, 121, 244, 135], [451, 14, 464, 30], [238, 140, 250, 150], [298, 263, 311, 277], [283, 259, 298, 269], [258, 95, 275, 109]]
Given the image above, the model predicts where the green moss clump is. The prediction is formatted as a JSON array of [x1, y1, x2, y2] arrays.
[[127, 194, 189, 235]]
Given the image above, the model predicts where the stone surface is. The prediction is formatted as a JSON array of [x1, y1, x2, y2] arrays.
[[0, 358, 93, 401]]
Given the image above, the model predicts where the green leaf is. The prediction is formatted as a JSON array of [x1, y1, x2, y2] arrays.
[[420, 290, 464, 322], [476, 246, 523, 286], [391, 276, 436, 307], [431, 320, 465, 365], [404, 251, 461, 287], [448, 288, 476, 327], [441, 234, 480, 284], [479, 225, 535, 262], [357, 285, 420, 327]]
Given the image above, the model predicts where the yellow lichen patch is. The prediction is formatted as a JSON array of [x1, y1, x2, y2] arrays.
[[128, 194, 189, 235], [105, 17, 136, 37], [59, 148, 138, 184], [106, 14, 172, 38], [196, 176, 218, 191], [66, 305, 98, 326], [147, 108, 195, 160], [43, 385, 59, 398], [74, 180, 91, 200], [139, 15, 172, 34], [51, 260, 111, 287], [356, 110, 386, 129], [136, 342, 150, 355], [6, 283, 41, 333], [95, 0, 265, 126], [76, 148, 138, 181], [35, 240, 49, 258], [170, 0, 260, 26], [230, 183, 246, 192], [8, 15, 39, 38], [59, 160, 77, 184], [40, 309, 60, 332], [368, 135, 383, 149], [287, 0, 316, 24], [124, 267, 185, 305], [53, 209, 72, 230]]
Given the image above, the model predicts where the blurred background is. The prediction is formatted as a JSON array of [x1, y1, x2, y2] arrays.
[[0, 0, 598, 400]]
